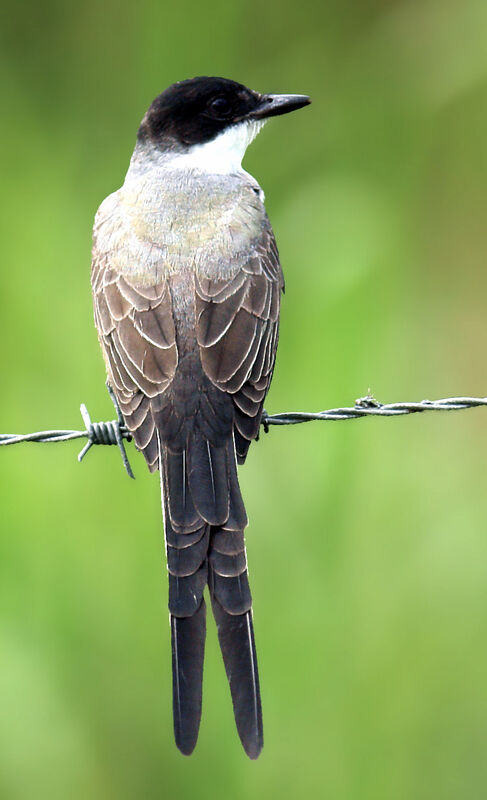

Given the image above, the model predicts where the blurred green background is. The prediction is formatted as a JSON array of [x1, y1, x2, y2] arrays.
[[1, 0, 487, 797]]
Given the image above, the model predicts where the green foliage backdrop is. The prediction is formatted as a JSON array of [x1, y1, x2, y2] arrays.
[[1, 1, 487, 797]]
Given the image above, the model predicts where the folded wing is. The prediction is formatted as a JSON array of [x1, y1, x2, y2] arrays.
[[196, 222, 284, 462], [91, 260, 178, 472]]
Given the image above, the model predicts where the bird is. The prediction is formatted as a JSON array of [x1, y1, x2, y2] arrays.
[[91, 76, 310, 759]]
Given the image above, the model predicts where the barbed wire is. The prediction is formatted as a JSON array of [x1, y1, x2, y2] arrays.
[[0, 384, 135, 479], [260, 394, 487, 427], [1, 393, 486, 478]]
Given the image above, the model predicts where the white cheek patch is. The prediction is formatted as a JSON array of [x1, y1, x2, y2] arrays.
[[168, 120, 267, 175]]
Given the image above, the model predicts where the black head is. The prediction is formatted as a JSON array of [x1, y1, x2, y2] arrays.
[[137, 76, 310, 149]]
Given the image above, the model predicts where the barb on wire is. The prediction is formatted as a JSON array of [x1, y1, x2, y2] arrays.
[[0, 382, 134, 479], [1, 392, 486, 478]]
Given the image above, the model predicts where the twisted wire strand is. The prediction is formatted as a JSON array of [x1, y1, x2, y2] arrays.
[[1, 394, 486, 477], [261, 395, 487, 428]]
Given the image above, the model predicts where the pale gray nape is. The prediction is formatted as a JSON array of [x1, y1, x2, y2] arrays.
[[93, 138, 268, 291]]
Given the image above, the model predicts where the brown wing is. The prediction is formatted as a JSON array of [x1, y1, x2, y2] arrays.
[[91, 256, 177, 472], [196, 222, 283, 463]]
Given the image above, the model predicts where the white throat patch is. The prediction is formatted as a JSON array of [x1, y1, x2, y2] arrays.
[[167, 119, 267, 175]]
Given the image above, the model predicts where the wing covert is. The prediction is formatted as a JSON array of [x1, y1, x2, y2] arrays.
[[196, 222, 283, 462], [92, 255, 178, 471]]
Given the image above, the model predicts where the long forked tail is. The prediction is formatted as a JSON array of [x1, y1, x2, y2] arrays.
[[160, 432, 263, 758]]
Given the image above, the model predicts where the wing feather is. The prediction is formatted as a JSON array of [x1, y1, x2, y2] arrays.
[[200, 310, 258, 384], [197, 223, 283, 462], [104, 281, 132, 321], [92, 252, 178, 469]]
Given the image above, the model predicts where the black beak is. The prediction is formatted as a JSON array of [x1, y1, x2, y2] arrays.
[[249, 93, 311, 120]]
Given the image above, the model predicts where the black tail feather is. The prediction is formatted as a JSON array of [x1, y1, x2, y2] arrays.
[[167, 527, 209, 576], [171, 600, 206, 756], [210, 594, 263, 759], [187, 436, 229, 525]]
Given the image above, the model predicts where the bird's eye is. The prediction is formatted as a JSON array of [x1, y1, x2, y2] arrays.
[[208, 96, 232, 116]]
